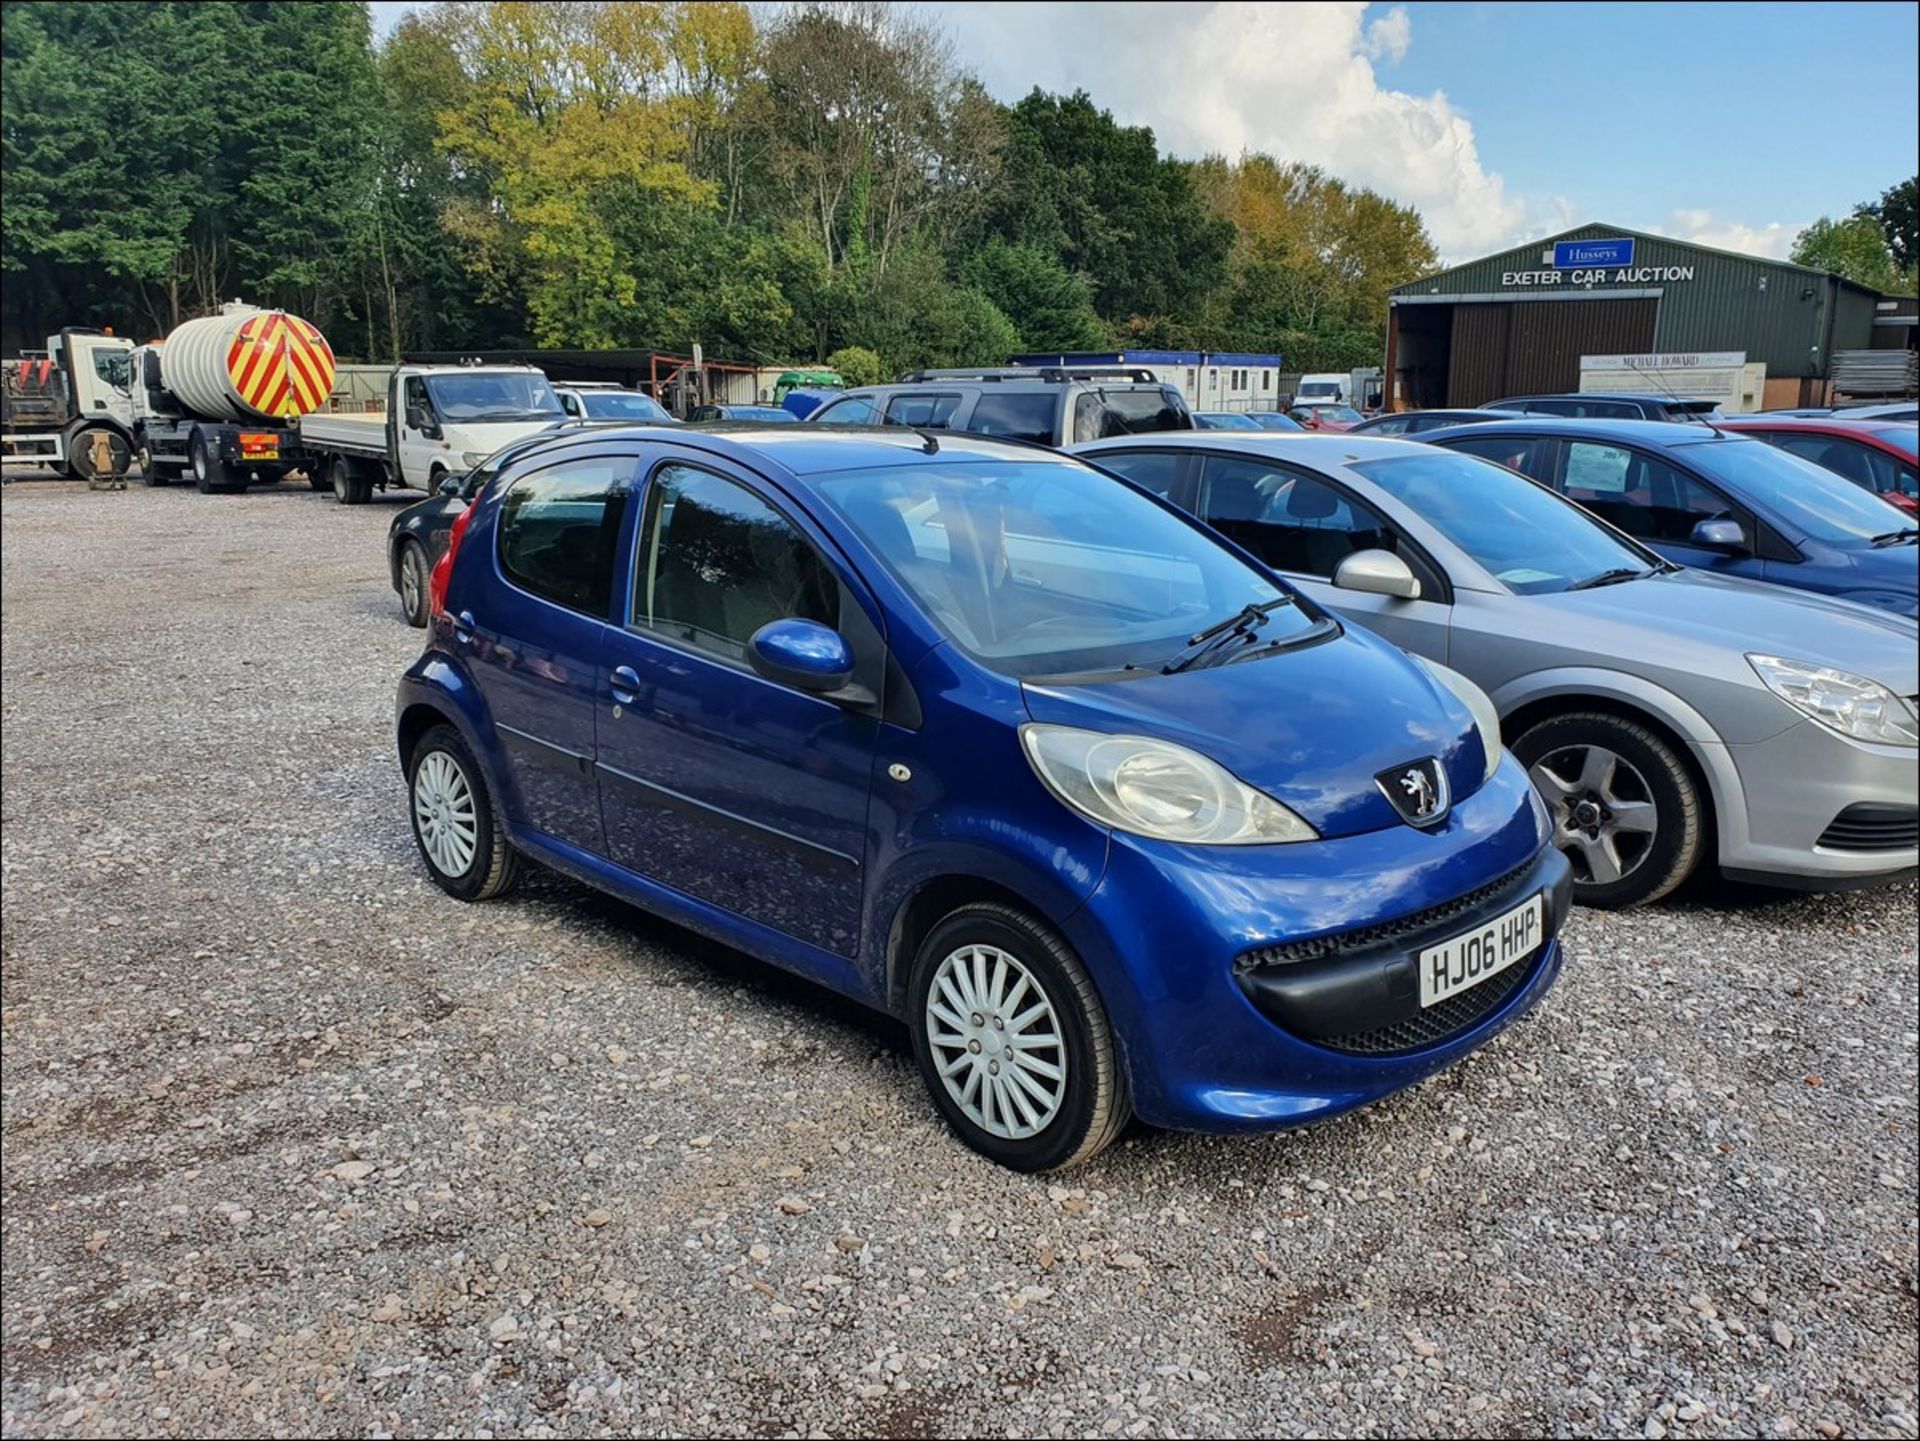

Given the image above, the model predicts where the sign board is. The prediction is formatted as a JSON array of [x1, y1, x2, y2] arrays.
[[1551, 238, 1633, 268], [1500, 264, 1693, 287], [1580, 352, 1765, 413]]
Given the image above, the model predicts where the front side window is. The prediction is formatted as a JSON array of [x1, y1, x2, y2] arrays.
[[815, 458, 1319, 677], [581, 391, 672, 421], [1764, 432, 1918, 499], [633, 465, 838, 663], [811, 394, 881, 425], [559, 392, 583, 417], [1677, 436, 1915, 543], [93, 350, 131, 391], [404, 376, 431, 418], [969, 391, 1059, 444], [496, 457, 630, 614], [1365, 416, 1412, 435], [884, 393, 963, 428], [1090, 449, 1185, 500], [1199, 457, 1396, 578], [426, 371, 563, 422], [1351, 450, 1655, 595], [1555, 441, 1731, 542]]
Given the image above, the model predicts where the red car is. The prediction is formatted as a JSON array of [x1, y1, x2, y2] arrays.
[[1286, 402, 1363, 432], [1716, 416, 1918, 516]]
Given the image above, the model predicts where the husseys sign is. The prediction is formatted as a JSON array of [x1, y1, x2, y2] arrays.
[[1501, 235, 1696, 288]]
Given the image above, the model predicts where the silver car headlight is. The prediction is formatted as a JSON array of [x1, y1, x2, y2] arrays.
[[1748, 654, 1919, 747], [1020, 724, 1317, 844], [1413, 656, 1503, 782], [460, 450, 488, 468]]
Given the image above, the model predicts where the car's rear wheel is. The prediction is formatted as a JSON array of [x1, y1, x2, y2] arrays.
[[332, 456, 372, 505], [397, 540, 431, 628], [1513, 711, 1702, 909], [191, 433, 241, 494], [407, 724, 518, 901], [908, 903, 1128, 1171]]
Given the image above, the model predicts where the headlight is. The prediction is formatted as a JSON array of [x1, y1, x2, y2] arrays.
[[1748, 654, 1919, 746], [460, 451, 488, 468], [1019, 725, 1316, 845], [1413, 656, 1503, 782]]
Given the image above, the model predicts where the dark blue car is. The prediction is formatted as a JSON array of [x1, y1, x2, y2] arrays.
[[396, 426, 1569, 1169], [1423, 418, 1919, 616]]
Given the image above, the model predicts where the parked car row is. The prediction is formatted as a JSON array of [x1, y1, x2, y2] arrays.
[[375, 373, 1915, 1171]]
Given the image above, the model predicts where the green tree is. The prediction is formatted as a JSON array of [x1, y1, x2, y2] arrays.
[[1856, 177, 1916, 286], [826, 346, 883, 385], [959, 240, 1108, 352], [1791, 214, 1902, 292]]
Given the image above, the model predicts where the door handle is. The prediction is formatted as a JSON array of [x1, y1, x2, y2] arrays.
[[453, 610, 475, 644], [610, 665, 641, 706]]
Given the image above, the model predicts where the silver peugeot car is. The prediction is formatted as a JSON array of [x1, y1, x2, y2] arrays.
[[1071, 433, 1919, 908]]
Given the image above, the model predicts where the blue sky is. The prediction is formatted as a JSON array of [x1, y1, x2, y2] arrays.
[[369, 1, 1918, 261]]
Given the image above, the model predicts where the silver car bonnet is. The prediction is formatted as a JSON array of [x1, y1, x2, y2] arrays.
[[1538, 568, 1919, 696]]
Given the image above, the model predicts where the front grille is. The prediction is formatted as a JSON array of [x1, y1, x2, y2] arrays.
[[1238, 857, 1537, 972], [1818, 803, 1919, 853], [1314, 952, 1542, 1056]]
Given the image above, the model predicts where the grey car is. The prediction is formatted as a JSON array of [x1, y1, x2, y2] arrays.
[[1072, 432, 1919, 907]]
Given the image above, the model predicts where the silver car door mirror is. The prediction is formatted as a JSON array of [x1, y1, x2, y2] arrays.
[[1689, 517, 1748, 552], [1334, 548, 1422, 600]]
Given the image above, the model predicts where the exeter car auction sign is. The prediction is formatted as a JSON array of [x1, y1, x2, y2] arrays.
[[1502, 237, 1696, 287]]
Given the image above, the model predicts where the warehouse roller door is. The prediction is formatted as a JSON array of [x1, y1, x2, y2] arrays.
[[1446, 298, 1658, 405]]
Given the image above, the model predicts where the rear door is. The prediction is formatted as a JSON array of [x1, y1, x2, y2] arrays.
[[595, 455, 884, 961], [457, 451, 634, 851]]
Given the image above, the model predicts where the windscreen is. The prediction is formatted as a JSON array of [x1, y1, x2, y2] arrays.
[[814, 458, 1320, 677], [426, 371, 564, 422], [1350, 449, 1658, 595], [1678, 436, 1916, 543], [580, 391, 671, 421]]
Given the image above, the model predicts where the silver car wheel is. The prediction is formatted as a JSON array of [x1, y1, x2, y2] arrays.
[[400, 546, 424, 618], [1529, 744, 1658, 886], [413, 749, 478, 877], [925, 944, 1067, 1141]]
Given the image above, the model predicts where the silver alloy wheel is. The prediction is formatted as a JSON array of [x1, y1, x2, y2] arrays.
[[413, 749, 479, 878], [192, 442, 206, 480], [400, 546, 423, 618], [1529, 744, 1658, 886], [925, 943, 1067, 1141]]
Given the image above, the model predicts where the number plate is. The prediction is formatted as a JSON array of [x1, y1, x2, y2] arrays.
[[1417, 893, 1544, 1009]]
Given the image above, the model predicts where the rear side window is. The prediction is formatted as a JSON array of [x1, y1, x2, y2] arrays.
[[812, 395, 881, 425], [968, 392, 1059, 444], [1365, 416, 1413, 435], [1091, 449, 1185, 500], [496, 457, 630, 615], [1447, 435, 1545, 476], [1554, 441, 1731, 542], [633, 465, 839, 663], [884, 393, 963, 428]]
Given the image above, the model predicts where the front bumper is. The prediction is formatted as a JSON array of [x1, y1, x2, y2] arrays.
[[1707, 717, 1918, 887], [1061, 756, 1569, 1132]]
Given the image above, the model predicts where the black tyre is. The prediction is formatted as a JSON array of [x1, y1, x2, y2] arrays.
[[407, 724, 518, 901], [1513, 710, 1703, 909], [190, 433, 241, 494], [70, 425, 132, 484], [397, 539, 431, 628], [136, 443, 169, 487], [306, 469, 330, 492], [908, 902, 1129, 1172], [331, 455, 372, 506]]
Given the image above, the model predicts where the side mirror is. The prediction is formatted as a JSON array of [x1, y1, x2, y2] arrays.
[[1689, 517, 1749, 552], [748, 619, 855, 694], [439, 472, 465, 497], [1334, 548, 1422, 600]]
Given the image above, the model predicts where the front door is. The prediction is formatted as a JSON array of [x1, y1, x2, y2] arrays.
[[1549, 439, 1768, 581], [455, 452, 633, 852], [595, 457, 881, 960], [1192, 453, 1454, 659], [397, 375, 443, 488]]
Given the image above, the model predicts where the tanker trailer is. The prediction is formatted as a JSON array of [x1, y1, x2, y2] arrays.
[[130, 301, 337, 492]]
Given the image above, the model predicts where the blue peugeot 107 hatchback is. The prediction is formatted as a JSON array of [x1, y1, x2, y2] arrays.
[[397, 426, 1571, 1170]]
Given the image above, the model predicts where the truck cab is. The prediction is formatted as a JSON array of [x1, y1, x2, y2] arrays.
[[1, 330, 136, 478]]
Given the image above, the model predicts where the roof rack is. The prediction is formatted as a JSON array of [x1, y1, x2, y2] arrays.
[[894, 366, 1162, 385]]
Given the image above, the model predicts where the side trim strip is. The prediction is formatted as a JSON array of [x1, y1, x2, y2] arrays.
[[596, 760, 860, 874], [497, 723, 593, 776]]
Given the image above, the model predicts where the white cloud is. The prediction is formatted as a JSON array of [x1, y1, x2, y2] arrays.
[[922, 0, 1565, 258], [1655, 209, 1804, 261]]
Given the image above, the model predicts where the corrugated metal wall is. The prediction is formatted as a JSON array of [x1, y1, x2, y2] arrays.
[[1393, 224, 1883, 378], [1445, 299, 1657, 405]]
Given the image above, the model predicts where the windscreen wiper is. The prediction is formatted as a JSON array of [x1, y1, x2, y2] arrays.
[[1162, 597, 1295, 674], [1566, 567, 1651, 591], [1869, 528, 1919, 547]]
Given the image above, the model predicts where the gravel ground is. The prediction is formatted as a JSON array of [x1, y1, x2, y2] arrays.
[[2, 477, 1916, 1440]]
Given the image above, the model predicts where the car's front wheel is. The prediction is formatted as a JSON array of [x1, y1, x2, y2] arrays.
[[908, 903, 1129, 1171], [408, 724, 518, 901], [1513, 711, 1702, 909]]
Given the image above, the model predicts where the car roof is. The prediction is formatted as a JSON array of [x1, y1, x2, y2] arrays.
[[1490, 392, 1714, 406], [1419, 415, 1748, 449], [1716, 416, 1915, 438], [499, 421, 1079, 478], [1073, 431, 1429, 464]]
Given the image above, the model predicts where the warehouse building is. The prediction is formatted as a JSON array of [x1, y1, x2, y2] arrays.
[[1011, 350, 1283, 411], [1387, 224, 1916, 413]]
